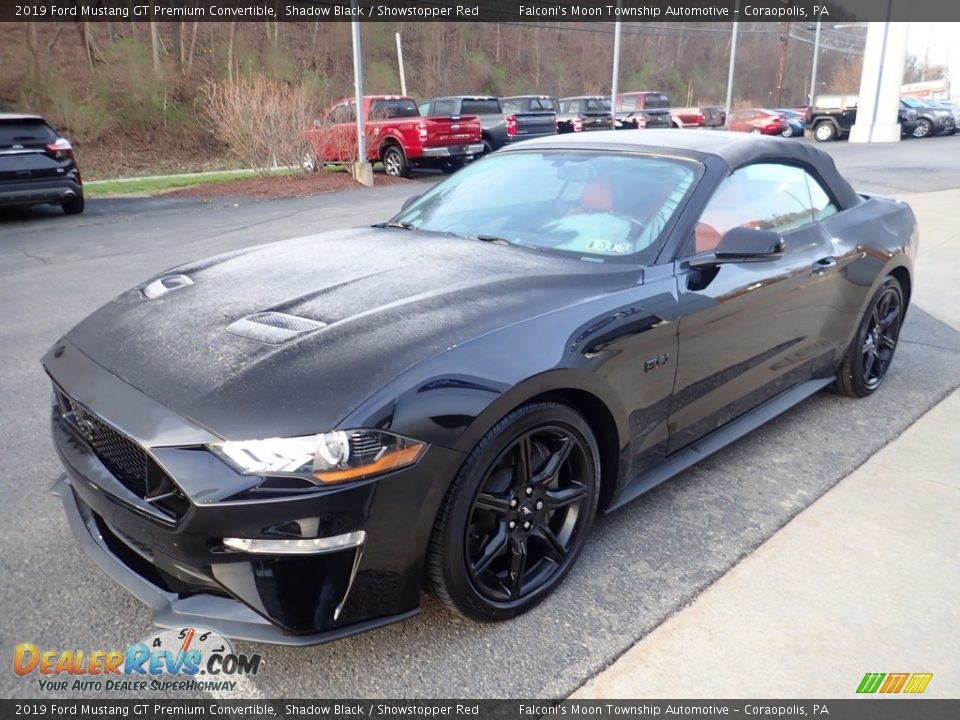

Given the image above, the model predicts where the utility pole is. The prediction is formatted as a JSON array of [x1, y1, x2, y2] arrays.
[[776, 21, 791, 107]]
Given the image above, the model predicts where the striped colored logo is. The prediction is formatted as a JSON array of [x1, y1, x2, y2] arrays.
[[857, 672, 933, 694]]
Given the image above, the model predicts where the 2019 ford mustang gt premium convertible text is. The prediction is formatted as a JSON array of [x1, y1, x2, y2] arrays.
[[44, 131, 917, 645]]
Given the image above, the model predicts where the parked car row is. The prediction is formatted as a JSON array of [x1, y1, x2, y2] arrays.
[[303, 90, 685, 177], [807, 93, 956, 142]]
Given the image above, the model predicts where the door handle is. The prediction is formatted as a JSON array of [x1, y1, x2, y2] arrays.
[[813, 256, 838, 273]]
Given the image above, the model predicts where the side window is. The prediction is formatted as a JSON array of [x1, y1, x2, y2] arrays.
[[418, 102, 431, 116], [501, 99, 521, 114], [566, 100, 582, 114], [806, 173, 839, 221], [328, 103, 355, 125], [692, 163, 817, 255]]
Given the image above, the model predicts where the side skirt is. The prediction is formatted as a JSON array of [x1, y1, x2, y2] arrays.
[[606, 377, 834, 513]]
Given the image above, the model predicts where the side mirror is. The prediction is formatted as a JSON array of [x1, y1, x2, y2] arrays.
[[691, 226, 784, 268], [401, 193, 422, 211]]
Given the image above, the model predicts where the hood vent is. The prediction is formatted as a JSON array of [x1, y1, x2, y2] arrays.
[[143, 274, 194, 299], [226, 311, 326, 345]]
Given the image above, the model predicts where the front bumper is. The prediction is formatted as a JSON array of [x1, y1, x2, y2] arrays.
[[932, 117, 956, 134], [44, 339, 464, 645], [420, 143, 485, 158], [51, 475, 416, 646]]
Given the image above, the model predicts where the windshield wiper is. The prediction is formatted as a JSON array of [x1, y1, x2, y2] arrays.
[[377, 221, 416, 230]]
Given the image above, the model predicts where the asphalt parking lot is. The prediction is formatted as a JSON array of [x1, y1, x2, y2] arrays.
[[2, 135, 959, 699]]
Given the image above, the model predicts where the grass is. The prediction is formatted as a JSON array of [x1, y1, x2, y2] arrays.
[[84, 169, 274, 197]]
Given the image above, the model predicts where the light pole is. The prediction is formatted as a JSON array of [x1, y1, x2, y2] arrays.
[[724, 1, 740, 127], [808, 21, 821, 106], [351, 17, 372, 186], [611, 13, 622, 129]]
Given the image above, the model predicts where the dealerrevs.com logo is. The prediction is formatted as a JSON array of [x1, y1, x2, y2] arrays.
[[14, 627, 261, 693]]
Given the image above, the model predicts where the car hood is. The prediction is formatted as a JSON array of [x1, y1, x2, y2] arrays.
[[66, 227, 637, 440]]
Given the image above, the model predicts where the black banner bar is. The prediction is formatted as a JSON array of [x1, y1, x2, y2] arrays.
[[2, 700, 959, 720], [2, 0, 959, 23]]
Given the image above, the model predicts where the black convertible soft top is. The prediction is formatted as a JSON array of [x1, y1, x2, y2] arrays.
[[508, 129, 863, 211]]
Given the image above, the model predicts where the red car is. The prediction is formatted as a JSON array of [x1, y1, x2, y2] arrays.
[[304, 96, 483, 177], [728, 108, 787, 135]]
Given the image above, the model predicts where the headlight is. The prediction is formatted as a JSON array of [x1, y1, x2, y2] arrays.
[[935, 110, 950, 117], [209, 430, 426, 485]]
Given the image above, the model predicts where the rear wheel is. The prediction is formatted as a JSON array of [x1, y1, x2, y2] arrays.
[[382, 145, 410, 178], [750, 127, 762, 134], [835, 276, 904, 398], [781, 125, 794, 137], [814, 122, 836, 142], [61, 194, 84, 215], [427, 402, 600, 621]]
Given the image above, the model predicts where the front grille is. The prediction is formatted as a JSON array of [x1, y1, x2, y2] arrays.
[[54, 387, 190, 522], [61, 393, 149, 495]]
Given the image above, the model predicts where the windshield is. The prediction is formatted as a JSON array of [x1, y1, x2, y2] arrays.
[[392, 151, 698, 263], [0, 119, 57, 148]]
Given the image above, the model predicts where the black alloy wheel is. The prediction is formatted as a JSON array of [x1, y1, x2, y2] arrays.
[[835, 276, 905, 398], [427, 403, 600, 621]]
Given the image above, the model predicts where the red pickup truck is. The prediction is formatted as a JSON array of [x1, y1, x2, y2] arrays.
[[304, 96, 484, 177]]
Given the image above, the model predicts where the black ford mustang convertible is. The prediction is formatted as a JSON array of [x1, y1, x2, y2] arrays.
[[45, 131, 917, 645]]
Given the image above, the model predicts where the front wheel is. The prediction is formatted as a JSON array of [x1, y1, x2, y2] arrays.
[[427, 403, 600, 622], [382, 145, 410, 178], [835, 276, 905, 398], [913, 118, 932, 138], [781, 125, 794, 138], [302, 152, 319, 173]]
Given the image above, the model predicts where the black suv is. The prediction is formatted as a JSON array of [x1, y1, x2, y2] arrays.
[[0, 114, 83, 214], [614, 91, 673, 129], [556, 96, 615, 133], [807, 94, 918, 142], [900, 97, 956, 138]]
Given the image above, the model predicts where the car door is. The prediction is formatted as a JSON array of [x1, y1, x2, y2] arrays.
[[668, 162, 841, 453], [322, 102, 357, 162]]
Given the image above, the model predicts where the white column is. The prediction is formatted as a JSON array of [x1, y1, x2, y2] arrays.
[[849, 22, 909, 143]]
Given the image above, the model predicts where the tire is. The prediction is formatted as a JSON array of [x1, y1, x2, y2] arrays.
[[834, 276, 905, 398], [781, 125, 794, 138], [382, 145, 410, 178], [813, 121, 836, 142], [913, 118, 932, 138], [61, 194, 84, 215], [427, 402, 601, 622], [302, 153, 319, 173], [750, 127, 762, 134]]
